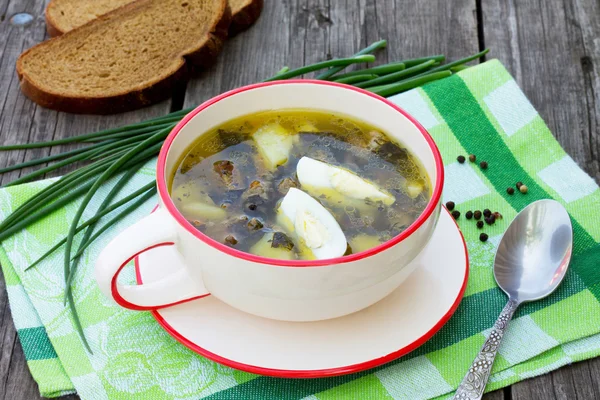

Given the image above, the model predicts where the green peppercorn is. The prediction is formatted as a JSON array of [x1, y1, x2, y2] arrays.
[[466, 210, 473, 219], [480, 161, 488, 169], [476, 220, 484, 229], [480, 233, 489, 242], [469, 154, 476, 162], [474, 210, 482, 220], [446, 201, 455, 211], [452, 210, 461, 219], [519, 184, 528, 194], [457, 155, 466, 163], [507, 187, 515, 195]]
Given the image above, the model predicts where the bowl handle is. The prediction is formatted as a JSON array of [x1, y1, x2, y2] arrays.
[[94, 207, 209, 310]]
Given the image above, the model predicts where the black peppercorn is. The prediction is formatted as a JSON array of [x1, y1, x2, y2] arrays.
[[474, 210, 482, 220], [507, 187, 515, 195], [451, 210, 460, 219], [248, 203, 257, 211], [480, 233, 489, 242], [469, 154, 476, 162], [516, 181, 523, 189], [457, 155, 466, 163], [476, 220, 484, 229], [480, 161, 488, 169], [446, 201, 455, 211], [466, 210, 473, 219], [483, 209, 491, 218], [485, 215, 495, 225]]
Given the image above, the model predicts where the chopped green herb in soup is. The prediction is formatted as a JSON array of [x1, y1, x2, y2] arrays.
[[170, 110, 430, 261]]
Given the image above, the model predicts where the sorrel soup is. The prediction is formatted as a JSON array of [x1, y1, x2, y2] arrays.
[[169, 110, 430, 260]]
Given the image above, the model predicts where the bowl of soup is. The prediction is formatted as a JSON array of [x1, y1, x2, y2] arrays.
[[95, 80, 444, 322]]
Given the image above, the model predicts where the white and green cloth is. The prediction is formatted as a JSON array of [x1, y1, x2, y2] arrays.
[[2, 59, 600, 399]]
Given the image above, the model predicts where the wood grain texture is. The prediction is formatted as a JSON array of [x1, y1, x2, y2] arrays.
[[484, 389, 506, 400], [0, 0, 598, 399]]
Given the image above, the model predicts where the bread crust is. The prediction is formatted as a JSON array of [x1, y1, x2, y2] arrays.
[[45, 2, 65, 37], [229, 0, 263, 36], [18, 0, 232, 114], [45, 0, 263, 38]]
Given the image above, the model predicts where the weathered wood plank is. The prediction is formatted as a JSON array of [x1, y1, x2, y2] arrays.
[[483, 0, 600, 398], [0, 1, 53, 398], [0, 0, 173, 398], [183, 0, 305, 107], [511, 358, 600, 400], [483, 389, 506, 400], [370, 0, 479, 64]]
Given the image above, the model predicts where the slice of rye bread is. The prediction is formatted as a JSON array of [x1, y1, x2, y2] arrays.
[[17, 0, 231, 114], [46, 0, 262, 37]]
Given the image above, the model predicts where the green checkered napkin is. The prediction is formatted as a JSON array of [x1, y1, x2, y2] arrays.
[[2, 59, 600, 400]]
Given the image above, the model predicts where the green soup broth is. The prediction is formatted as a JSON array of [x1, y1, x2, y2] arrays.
[[169, 109, 431, 260]]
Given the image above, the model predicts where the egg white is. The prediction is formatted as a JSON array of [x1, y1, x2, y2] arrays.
[[296, 156, 396, 206], [278, 188, 347, 260]]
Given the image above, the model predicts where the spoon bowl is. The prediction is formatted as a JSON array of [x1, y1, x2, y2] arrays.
[[494, 199, 573, 302], [454, 199, 573, 400]]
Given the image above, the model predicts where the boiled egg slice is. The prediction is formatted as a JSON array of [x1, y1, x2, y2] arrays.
[[278, 188, 347, 260], [296, 156, 395, 206]]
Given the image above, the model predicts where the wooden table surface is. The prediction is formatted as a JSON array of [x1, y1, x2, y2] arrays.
[[0, 0, 599, 399]]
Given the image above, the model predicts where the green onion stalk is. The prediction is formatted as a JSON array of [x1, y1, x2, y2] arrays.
[[0, 41, 489, 350]]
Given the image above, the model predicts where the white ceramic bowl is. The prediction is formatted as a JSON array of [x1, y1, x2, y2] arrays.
[[95, 80, 444, 321]]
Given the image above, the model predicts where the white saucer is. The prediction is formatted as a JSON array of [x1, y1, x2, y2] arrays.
[[135, 208, 468, 378]]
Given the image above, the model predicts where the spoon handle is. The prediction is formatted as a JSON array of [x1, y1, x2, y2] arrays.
[[453, 298, 520, 400]]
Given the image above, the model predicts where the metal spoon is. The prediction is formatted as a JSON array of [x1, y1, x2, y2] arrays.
[[453, 200, 573, 400]]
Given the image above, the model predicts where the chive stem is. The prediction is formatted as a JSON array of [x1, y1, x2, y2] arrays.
[[333, 74, 379, 84], [401, 55, 445, 68], [25, 183, 155, 271], [355, 60, 436, 88], [0, 113, 185, 150], [413, 49, 489, 77], [368, 70, 452, 97], [64, 163, 147, 303], [329, 62, 405, 80], [70, 188, 156, 261], [263, 55, 376, 82], [0, 156, 120, 231], [0, 143, 108, 174], [61, 127, 169, 317], [315, 40, 387, 80], [3, 140, 127, 187]]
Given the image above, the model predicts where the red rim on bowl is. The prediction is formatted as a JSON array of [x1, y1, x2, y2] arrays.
[[135, 207, 468, 378], [156, 79, 445, 267]]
